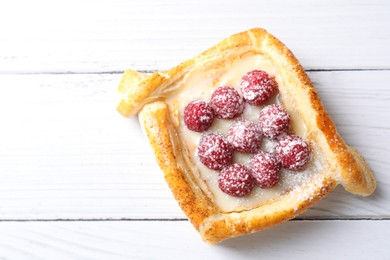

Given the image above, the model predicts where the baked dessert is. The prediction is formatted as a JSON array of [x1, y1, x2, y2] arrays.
[[117, 28, 376, 244]]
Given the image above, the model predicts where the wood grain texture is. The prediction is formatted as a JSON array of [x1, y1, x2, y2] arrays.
[[0, 0, 389, 73], [0, 220, 388, 259], [0, 71, 388, 220], [0, 0, 389, 257]]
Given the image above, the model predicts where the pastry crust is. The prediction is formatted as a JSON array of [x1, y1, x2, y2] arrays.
[[117, 28, 376, 244]]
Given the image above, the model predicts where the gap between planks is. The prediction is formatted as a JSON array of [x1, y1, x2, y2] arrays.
[[0, 217, 389, 222], [0, 71, 388, 220], [0, 68, 390, 75]]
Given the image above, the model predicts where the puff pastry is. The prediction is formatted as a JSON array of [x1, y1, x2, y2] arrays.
[[117, 28, 376, 244]]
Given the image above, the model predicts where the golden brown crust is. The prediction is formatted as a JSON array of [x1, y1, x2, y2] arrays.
[[201, 177, 337, 244], [117, 28, 376, 243], [138, 102, 217, 230]]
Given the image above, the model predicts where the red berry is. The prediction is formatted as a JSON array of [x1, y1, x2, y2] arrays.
[[218, 164, 255, 197], [197, 133, 233, 170], [227, 120, 262, 153], [183, 100, 214, 132], [250, 151, 281, 188], [259, 104, 290, 139], [210, 86, 244, 119], [240, 70, 277, 105], [275, 135, 311, 171]]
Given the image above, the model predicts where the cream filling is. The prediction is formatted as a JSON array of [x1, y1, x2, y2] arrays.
[[166, 54, 324, 212]]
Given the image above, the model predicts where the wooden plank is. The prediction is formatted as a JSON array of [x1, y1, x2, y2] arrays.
[[0, 220, 388, 259], [1, 0, 389, 73], [0, 71, 388, 220]]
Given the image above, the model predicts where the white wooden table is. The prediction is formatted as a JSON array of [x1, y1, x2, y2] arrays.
[[0, 0, 389, 259]]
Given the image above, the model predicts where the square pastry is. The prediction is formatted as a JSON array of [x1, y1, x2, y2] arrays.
[[117, 28, 375, 244]]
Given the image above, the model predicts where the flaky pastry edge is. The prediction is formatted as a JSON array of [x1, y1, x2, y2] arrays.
[[118, 28, 376, 244]]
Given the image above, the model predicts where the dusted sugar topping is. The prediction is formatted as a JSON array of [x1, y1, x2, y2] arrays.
[[218, 164, 255, 197], [210, 86, 244, 119], [197, 133, 233, 171], [168, 53, 323, 212], [227, 120, 263, 153], [183, 100, 215, 132], [259, 104, 290, 139], [250, 151, 281, 188], [240, 70, 277, 105], [275, 135, 311, 171], [186, 68, 311, 197]]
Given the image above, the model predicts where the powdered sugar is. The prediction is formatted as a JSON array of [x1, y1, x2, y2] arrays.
[[250, 151, 281, 188], [240, 70, 277, 105], [183, 100, 214, 132], [218, 164, 255, 197], [210, 86, 244, 119], [227, 120, 263, 153], [169, 54, 324, 211], [259, 104, 290, 138], [197, 133, 233, 171], [275, 135, 311, 170]]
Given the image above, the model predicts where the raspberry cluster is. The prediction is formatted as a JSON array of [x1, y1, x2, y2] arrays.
[[183, 70, 311, 197]]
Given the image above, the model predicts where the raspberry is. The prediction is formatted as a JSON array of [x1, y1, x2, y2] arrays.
[[240, 70, 277, 105], [218, 164, 255, 197], [227, 120, 263, 153], [259, 104, 290, 139], [210, 86, 244, 119], [250, 151, 281, 188], [183, 100, 215, 132], [275, 135, 311, 171], [197, 133, 233, 170]]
